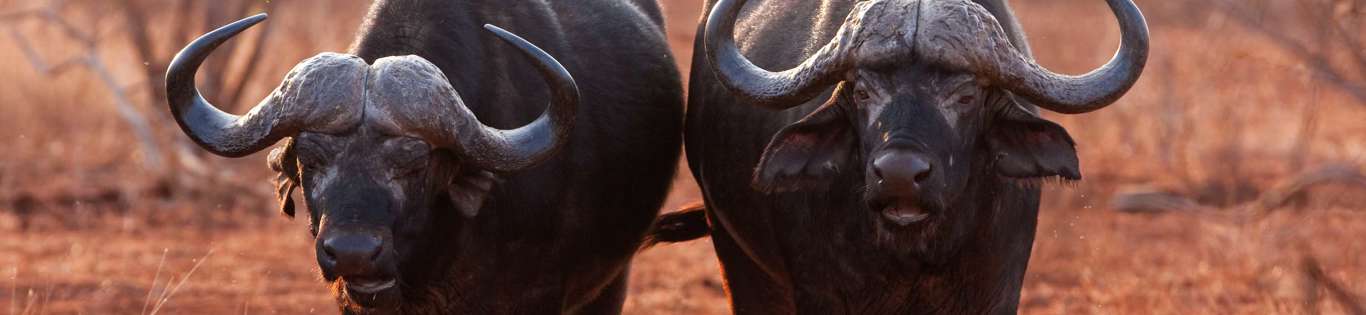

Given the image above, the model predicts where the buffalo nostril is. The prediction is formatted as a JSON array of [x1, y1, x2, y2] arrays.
[[872, 152, 933, 189], [913, 163, 932, 184], [321, 233, 384, 274]]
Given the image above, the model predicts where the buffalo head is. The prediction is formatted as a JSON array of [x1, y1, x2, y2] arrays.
[[165, 14, 577, 311], [705, 0, 1147, 261]]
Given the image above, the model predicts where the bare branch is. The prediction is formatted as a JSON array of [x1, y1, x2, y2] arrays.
[[1302, 0, 1366, 82], [1289, 86, 1321, 170], [229, 0, 254, 22], [85, 54, 166, 169], [36, 4, 93, 46], [118, 0, 168, 104], [120, 80, 150, 97], [1112, 163, 1366, 216], [6, 26, 81, 76], [200, 0, 232, 98], [1304, 256, 1366, 315], [223, 2, 274, 109], [1328, 11, 1366, 80], [0, 8, 37, 21], [169, 0, 194, 46], [1218, 0, 1366, 105], [6, 0, 167, 170]]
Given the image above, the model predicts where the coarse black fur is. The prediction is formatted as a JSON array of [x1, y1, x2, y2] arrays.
[[684, 0, 1097, 314], [269, 0, 683, 313]]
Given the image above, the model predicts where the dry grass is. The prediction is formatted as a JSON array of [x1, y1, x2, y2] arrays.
[[1, 0, 1364, 314]]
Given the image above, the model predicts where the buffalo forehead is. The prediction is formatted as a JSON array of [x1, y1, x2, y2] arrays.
[[362, 55, 466, 139], [290, 52, 368, 134], [846, 0, 915, 66], [844, 0, 1009, 72], [911, 1, 1014, 74], [282, 54, 473, 142]]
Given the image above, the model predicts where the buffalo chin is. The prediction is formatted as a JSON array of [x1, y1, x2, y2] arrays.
[[333, 278, 403, 313], [870, 203, 966, 267]]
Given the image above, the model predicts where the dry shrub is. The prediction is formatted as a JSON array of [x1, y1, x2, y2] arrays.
[[0, 0, 369, 229]]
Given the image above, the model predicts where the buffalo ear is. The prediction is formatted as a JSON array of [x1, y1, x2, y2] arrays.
[[275, 179, 298, 218], [268, 140, 300, 218], [987, 107, 1081, 180], [753, 94, 856, 193], [447, 169, 501, 218]]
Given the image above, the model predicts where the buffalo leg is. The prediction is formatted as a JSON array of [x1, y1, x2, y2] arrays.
[[573, 270, 628, 315], [711, 228, 796, 315]]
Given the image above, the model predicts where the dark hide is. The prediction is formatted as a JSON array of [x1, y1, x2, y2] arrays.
[[267, 0, 683, 313], [684, 0, 1104, 314], [751, 84, 858, 193]]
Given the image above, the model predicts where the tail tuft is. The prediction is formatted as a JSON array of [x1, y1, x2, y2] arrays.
[[640, 202, 711, 250]]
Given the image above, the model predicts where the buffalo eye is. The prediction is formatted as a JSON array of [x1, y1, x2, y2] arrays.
[[957, 94, 976, 105], [853, 88, 871, 102], [950, 80, 980, 105], [385, 138, 431, 174]]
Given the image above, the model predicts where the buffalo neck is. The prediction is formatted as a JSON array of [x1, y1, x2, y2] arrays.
[[794, 158, 1038, 313], [892, 169, 1039, 314], [779, 161, 1038, 313]]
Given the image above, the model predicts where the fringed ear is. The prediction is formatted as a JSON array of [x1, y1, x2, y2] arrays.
[[275, 176, 298, 217], [268, 139, 300, 218], [752, 85, 856, 193], [987, 105, 1081, 181], [447, 169, 502, 218]]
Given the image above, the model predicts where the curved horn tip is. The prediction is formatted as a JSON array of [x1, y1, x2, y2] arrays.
[[163, 13, 284, 158], [442, 22, 578, 172], [213, 13, 270, 37], [481, 24, 578, 91], [997, 0, 1148, 115], [167, 13, 270, 74], [702, 0, 849, 110]]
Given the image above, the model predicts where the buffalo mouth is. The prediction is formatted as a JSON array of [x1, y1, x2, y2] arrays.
[[339, 276, 401, 309], [881, 202, 931, 226], [869, 198, 937, 227]]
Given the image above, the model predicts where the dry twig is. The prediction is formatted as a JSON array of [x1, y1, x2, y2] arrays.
[[1216, 0, 1366, 104], [1112, 163, 1366, 217], [4, 2, 165, 169], [147, 249, 214, 315], [2, 0, 281, 202], [1303, 255, 1366, 315]]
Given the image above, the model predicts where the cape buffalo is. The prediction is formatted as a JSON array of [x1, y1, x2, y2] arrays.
[[164, 1, 683, 313], [682, 0, 1148, 313]]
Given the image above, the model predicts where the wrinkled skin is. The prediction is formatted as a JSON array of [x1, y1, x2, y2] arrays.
[[181, 0, 683, 314], [685, 0, 1141, 313], [276, 122, 501, 313], [760, 65, 1080, 266]]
